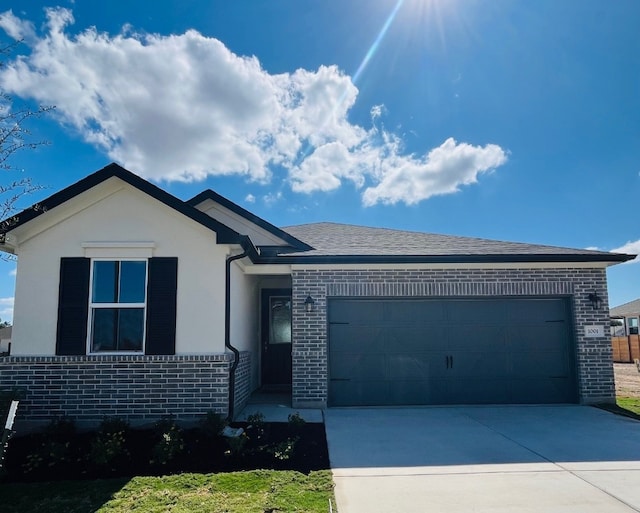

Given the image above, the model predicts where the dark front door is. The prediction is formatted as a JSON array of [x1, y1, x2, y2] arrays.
[[261, 288, 292, 386]]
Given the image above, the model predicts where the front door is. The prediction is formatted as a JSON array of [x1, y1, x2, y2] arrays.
[[261, 288, 292, 386]]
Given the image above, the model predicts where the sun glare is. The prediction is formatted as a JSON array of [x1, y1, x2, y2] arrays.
[[400, 0, 463, 52]]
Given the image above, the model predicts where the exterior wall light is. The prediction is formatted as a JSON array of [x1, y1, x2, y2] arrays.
[[587, 292, 602, 310], [304, 295, 315, 312]]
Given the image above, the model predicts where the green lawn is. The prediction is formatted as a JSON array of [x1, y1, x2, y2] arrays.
[[617, 396, 640, 416], [0, 470, 336, 513]]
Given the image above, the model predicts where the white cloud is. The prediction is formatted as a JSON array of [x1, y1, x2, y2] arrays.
[[0, 296, 13, 323], [362, 138, 508, 206], [611, 239, 640, 264], [0, 9, 36, 43], [244, 194, 255, 203], [263, 191, 283, 206], [370, 104, 385, 120], [0, 8, 508, 206]]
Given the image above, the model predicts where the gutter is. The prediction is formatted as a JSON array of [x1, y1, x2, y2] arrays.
[[225, 248, 248, 422], [253, 252, 636, 265], [223, 235, 259, 421]]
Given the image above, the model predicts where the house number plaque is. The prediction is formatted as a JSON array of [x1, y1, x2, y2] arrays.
[[584, 325, 605, 338]]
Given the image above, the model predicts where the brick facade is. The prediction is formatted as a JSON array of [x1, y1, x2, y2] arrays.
[[0, 352, 250, 423], [233, 351, 251, 414], [291, 267, 612, 408]]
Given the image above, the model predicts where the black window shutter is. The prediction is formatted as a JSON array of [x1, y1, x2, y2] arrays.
[[56, 257, 90, 355], [145, 257, 178, 355]]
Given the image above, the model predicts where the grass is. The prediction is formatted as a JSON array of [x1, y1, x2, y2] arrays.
[[0, 470, 335, 513], [617, 396, 640, 416], [595, 396, 640, 421]]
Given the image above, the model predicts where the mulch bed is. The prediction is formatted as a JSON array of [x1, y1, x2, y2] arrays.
[[2, 421, 330, 483]]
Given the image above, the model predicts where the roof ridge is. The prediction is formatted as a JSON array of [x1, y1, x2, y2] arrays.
[[611, 297, 640, 310]]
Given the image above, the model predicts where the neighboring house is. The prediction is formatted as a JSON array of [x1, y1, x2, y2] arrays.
[[0, 326, 11, 355], [610, 299, 640, 336], [0, 163, 634, 422], [610, 299, 640, 363]]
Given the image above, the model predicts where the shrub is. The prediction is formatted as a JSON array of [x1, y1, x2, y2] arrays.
[[225, 432, 249, 457], [246, 411, 267, 442], [198, 411, 227, 438], [150, 416, 184, 466], [88, 417, 130, 469], [21, 416, 78, 474], [246, 412, 265, 430], [269, 436, 299, 461], [287, 412, 306, 432]]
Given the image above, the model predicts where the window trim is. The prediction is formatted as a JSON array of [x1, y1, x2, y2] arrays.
[[86, 258, 149, 355]]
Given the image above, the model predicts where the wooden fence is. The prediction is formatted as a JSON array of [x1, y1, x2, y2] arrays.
[[611, 335, 640, 363]]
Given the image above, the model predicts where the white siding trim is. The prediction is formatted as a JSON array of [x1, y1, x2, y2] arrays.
[[83, 242, 155, 258]]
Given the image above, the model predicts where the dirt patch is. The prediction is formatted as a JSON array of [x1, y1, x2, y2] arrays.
[[615, 363, 640, 397]]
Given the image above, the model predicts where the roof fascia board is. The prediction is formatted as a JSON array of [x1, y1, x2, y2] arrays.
[[289, 261, 615, 271], [188, 189, 312, 251], [0, 163, 243, 245], [241, 263, 292, 275], [5, 179, 125, 247], [256, 253, 634, 265]]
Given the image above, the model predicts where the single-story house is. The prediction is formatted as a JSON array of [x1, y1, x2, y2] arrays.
[[0, 326, 11, 356], [610, 299, 640, 336], [610, 299, 640, 363], [0, 163, 634, 422]]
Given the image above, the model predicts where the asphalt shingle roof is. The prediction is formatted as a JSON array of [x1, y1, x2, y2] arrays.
[[280, 222, 632, 260], [611, 299, 640, 317]]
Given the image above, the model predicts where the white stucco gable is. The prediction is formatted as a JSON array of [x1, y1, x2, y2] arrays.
[[188, 190, 311, 254], [3, 166, 245, 357], [194, 198, 288, 247]]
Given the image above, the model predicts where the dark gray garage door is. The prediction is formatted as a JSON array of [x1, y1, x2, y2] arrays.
[[328, 298, 576, 406]]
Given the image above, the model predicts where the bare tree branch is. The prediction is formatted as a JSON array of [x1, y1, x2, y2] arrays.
[[0, 41, 53, 265]]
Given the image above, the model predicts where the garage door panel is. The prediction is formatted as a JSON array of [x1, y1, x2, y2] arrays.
[[510, 378, 574, 403], [329, 381, 389, 407], [387, 351, 449, 379], [328, 297, 576, 406], [388, 379, 448, 405], [448, 379, 511, 404], [329, 325, 386, 353], [507, 299, 566, 322], [508, 325, 568, 352], [447, 326, 507, 352], [450, 351, 509, 379], [384, 301, 446, 324], [386, 327, 447, 351], [329, 300, 385, 324], [511, 352, 568, 377], [330, 353, 386, 380]]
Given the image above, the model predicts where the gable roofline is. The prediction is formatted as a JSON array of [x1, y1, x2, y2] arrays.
[[187, 189, 312, 252], [0, 163, 243, 244], [277, 222, 635, 264], [610, 298, 640, 316], [256, 252, 635, 265]]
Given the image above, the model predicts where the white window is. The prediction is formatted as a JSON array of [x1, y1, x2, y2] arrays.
[[88, 260, 147, 353]]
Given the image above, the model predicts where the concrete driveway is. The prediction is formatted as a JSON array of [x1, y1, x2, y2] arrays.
[[324, 406, 640, 513]]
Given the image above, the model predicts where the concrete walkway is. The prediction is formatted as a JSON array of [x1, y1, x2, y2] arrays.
[[324, 406, 640, 513], [235, 402, 323, 423]]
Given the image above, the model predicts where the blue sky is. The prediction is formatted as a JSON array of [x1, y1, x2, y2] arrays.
[[0, 0, 639, 322]]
